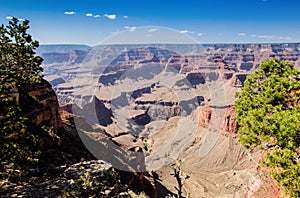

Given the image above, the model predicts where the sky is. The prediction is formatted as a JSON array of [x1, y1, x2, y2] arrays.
[[0, 0, 300, 46]]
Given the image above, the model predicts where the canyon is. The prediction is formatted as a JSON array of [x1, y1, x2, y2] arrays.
[[38, 43, 300, 197]]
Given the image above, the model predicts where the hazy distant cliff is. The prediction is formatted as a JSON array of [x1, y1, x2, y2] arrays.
[[41, 43, 300, 102]]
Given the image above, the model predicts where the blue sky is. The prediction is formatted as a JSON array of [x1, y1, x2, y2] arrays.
[[0, 0, 300, 45]]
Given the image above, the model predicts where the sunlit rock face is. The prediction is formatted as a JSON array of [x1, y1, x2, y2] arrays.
[[223, 106, 238, 134]]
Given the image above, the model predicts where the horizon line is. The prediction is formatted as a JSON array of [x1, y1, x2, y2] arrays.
[[39, 41, 300, 48]]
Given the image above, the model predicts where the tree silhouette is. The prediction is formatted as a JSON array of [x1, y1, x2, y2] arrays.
[[170, 160, 190, 198]]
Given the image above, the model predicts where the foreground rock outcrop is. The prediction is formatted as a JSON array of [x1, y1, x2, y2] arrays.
[[16, 79, 95, 167], [20, 79, 62, 134], [1, 160, 130, 198]]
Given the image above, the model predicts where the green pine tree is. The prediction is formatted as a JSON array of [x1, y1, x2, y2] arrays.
[[0, 17, 43, 170], [235, 58, 300, 198]]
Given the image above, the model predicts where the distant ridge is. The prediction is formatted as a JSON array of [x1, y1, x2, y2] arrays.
[[202, 42, 300, 47], [37, 42, 300, 50], [37, 43, 300, 58], [37, 44, 91, 54]]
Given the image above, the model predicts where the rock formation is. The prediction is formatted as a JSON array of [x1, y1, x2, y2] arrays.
[[230, 73, 248, 87], [199, 107, 212, 127], [223, 106, 238, 133]]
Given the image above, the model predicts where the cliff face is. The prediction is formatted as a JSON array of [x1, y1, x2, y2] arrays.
[[20, 79, 62, 135], [18, 79, 96, 166], [41, 50, 89, 64]]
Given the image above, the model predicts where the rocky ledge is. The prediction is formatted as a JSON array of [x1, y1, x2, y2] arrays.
[[1, 160, 130, 198]]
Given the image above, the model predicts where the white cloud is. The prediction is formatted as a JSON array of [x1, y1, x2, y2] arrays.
[[179, 30, 189, 34], [123, 15, 128, 19], [94, 15, 101, 18], [110, 31, 119, 35], [197, 33, 203, 36], [257, 35, 293, 40], [145, 34, 153, 37], [148, 28, 158, 32], [104, 14, 117, 20], [179, 29, 194, 34], [237, 32, 292, 40], [5, 16, 24, 21], [86, 13, 93, 17], [124, 26, 136, 32], [129, 27, 137, 32], [64, 11, 76, 15], [258, 35, 267, 38]]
